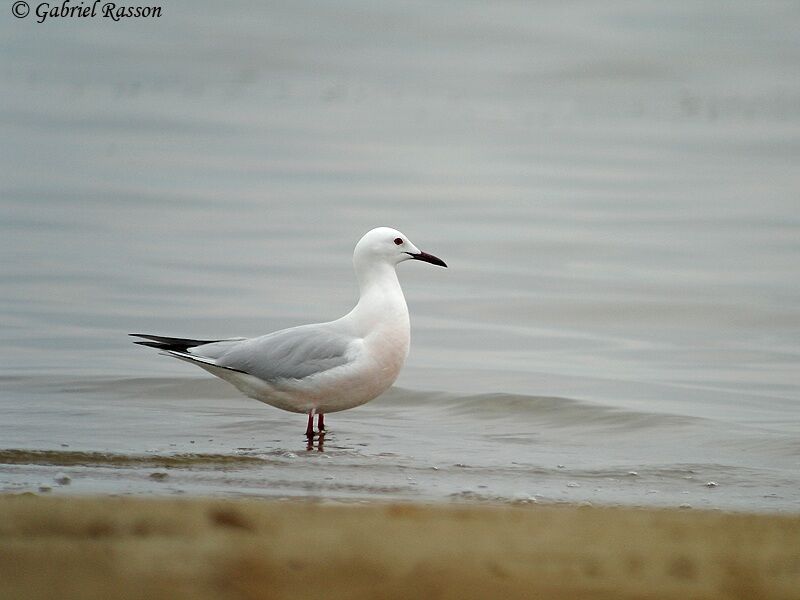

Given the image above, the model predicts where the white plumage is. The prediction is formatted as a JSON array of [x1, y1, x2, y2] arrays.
[[131, 227, 446, 437]]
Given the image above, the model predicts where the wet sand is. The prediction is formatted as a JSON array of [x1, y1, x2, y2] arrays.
[[1, 495, 798, 600]]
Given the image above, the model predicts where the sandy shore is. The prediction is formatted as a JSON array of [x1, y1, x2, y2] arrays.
[[1, 496, 798, 599]]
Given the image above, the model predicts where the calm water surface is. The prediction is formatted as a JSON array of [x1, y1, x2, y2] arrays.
[[1, 1, 799, 511]]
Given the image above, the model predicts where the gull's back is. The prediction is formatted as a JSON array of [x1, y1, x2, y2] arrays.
[[192, 323, 357, 383]]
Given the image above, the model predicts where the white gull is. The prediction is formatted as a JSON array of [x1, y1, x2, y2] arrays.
[[131, 227, 447, 438]]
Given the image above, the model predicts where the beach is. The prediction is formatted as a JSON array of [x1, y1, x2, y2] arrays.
[[2, 495, 799, 600], [2, 1, 800, 596]]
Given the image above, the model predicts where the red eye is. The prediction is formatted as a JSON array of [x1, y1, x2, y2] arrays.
[[394, 238, 403, 245]]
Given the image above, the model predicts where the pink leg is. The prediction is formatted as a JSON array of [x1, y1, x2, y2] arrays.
[[305, 410, 314, 438], [317, 413, 325, 432]]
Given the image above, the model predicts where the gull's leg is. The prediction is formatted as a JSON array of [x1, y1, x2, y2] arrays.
[[317, 413, 325, 433], [305, 410, 315, 439]]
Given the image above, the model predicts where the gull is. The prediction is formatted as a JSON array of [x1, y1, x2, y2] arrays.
[[131, 227, 447, 438]]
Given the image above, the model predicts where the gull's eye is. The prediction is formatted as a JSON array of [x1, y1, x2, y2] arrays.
[[394, 238, 403, 245]]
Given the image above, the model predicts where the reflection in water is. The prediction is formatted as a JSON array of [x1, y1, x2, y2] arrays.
[[306, 432, 326, 453]]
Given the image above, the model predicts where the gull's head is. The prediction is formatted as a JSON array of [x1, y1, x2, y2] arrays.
[[353, 227, 447, 269]]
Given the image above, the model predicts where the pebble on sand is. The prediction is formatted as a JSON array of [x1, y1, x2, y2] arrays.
[[511, 492, 537, 504]]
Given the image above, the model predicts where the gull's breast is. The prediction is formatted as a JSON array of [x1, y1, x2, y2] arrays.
[[301, 320, 409, 413], [364, 320, 410, 385]]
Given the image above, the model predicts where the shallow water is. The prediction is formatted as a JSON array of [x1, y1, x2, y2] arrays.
[[1, 375, 798, 510], [2, 1, 799, 511]]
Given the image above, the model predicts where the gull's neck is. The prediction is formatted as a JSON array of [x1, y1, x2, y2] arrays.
[[346, 259, 409, 336]]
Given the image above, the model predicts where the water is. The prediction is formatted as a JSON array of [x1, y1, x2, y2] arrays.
[[1, 1, 799, 511]]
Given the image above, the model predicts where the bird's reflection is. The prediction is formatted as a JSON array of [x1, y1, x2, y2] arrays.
[[306, 432, 326, 452]]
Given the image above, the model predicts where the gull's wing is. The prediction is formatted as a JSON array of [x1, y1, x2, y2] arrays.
[[190, 323, 357, 382]]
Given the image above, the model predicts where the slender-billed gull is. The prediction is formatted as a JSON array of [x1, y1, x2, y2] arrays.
[[131, 227, 447, 438]]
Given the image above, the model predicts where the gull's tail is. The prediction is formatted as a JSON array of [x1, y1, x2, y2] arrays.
[[130, 333, 249, 375], [129, 334, 221, 353]]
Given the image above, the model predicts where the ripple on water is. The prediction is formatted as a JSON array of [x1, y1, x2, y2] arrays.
[[0, 449, 271, 469]]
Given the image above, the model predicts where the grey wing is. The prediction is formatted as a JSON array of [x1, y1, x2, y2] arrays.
[[196, 324, 357, 382]]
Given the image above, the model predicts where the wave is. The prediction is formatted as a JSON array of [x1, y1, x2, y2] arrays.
[[378, 388, 703, 431], [4, 375, 707, 432]]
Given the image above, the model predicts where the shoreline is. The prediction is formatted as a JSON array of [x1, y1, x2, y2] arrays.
[[1, 495, 798, 599]]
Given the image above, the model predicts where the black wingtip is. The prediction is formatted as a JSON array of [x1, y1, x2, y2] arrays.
[[129, 333, 218, 353]]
